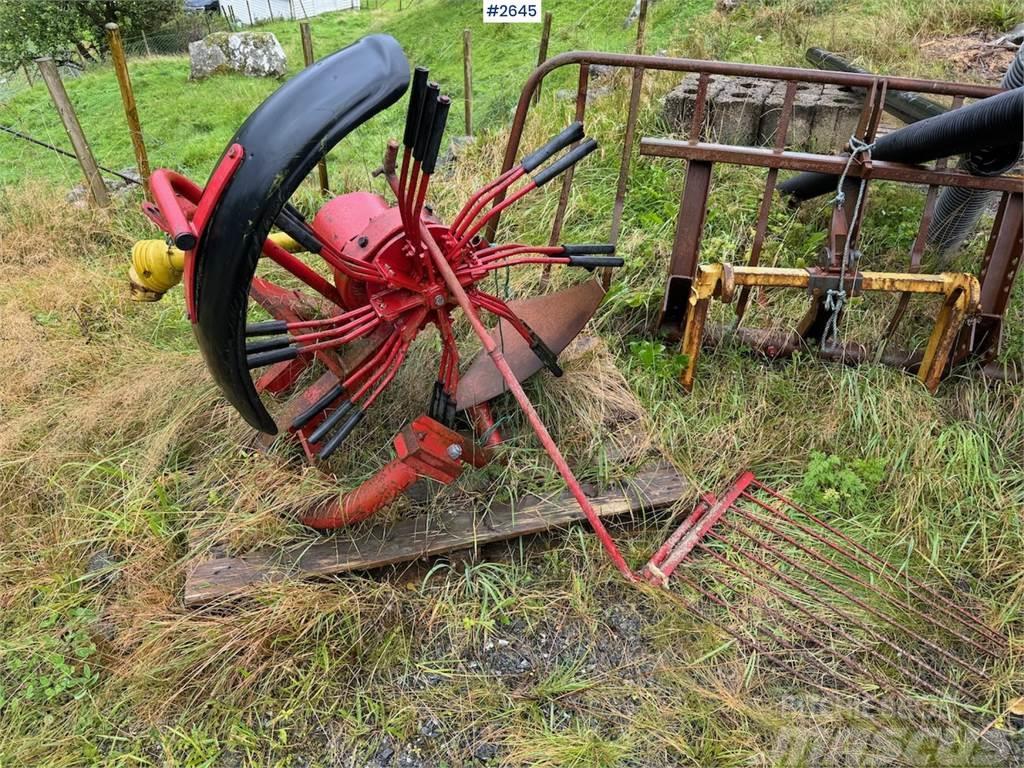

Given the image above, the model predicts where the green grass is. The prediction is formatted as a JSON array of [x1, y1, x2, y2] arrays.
[[0, 0, 710, 188], [1, 0, 1023, 765]]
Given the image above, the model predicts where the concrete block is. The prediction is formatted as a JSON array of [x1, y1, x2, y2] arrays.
[[663, 74, 863, 151], [662, 73, 722, 140], [758, 81, 821, 149], [810, 84, 864, 153], [708, 77, 774, 146]]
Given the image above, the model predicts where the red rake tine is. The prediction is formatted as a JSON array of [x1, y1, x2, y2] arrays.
[[728, 504, 983, 692], [655, 472, 754, 582], [704, 555, 925, 708], [739, 490, 1003, 660], [701, 528, 955, 701], [715, 517, 980, 701], [750, 479, 1007, 649], [667, 569, 894, 712], [643, 494, 716, 582]]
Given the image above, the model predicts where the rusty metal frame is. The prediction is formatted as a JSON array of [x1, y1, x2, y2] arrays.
[[493, 49, 1022, 389]]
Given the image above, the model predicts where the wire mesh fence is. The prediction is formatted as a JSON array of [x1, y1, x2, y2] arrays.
[[113, 0, 362, 58], [221, 0, 359, 25], [119, 11, 240, 57]]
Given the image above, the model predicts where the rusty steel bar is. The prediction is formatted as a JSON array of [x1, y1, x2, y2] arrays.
[[750, 479, 1008, 648], [659, 160, 712, 336], [668, 568, 893, 710], [688, 73, 709, 142], [735, 80, 797, 324], [842, 79, 886, 250], [492, 51, 996, 241], [735, 495, 995, 674], [696, 534, 944, 702], [639, 140, 1023, 194], [962, 191, 1024, 364], [719, 513, 979, 700], [708, 523, 963, 700], [495, 51, 1002, 235]]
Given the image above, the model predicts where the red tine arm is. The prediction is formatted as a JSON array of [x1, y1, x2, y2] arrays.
[[458, 257, 568, 281], [283, 305, 375, 331], [453, 182, 536, 251], [469, 291, 537, 346], [436, 310, 460, 391], [288, 316, 380, 345], [450, 166, 525, 236], [293, 319, 382, 355], [360, 340, 410, 408]]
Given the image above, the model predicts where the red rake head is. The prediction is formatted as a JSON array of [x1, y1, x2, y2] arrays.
[[644, 474, 1009, 718]]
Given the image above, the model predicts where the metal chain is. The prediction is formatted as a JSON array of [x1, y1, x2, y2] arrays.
[[824, 135, 875, 347]]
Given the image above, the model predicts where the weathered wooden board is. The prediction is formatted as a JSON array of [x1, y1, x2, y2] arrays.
[[184, 464, 687, 606]]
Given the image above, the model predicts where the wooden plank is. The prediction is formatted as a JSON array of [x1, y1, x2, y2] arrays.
[[185, 464, 686, 606]]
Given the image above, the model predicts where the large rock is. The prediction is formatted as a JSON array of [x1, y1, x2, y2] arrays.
[[189, 32, 286, 80]]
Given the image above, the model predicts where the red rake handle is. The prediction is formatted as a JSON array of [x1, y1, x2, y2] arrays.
[[420, 221, 636, 580]]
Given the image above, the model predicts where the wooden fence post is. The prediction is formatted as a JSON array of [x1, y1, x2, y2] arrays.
[[141, 29, 152, 55], [105, 23, 151, 195], [533, 11, 552, 105], [462, 29, 473, 135], [21, 62, 33, 86], [300, 22, 330, 194], [244, 0, 254, 25], [35, 57, 110, 207], [267, 0, 275, 21]]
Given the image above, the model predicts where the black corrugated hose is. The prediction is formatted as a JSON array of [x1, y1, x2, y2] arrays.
[[927, 48, 1024, 254], [777, 54, 1024, 215]]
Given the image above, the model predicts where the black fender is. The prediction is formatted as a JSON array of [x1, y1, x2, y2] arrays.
[[193, 34, 410, 434]]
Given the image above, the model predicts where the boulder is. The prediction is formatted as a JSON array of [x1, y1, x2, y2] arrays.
[[189, 32, 286, 80]]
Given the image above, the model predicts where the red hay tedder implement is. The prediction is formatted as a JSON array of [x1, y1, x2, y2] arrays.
[[132, 35, 638, 579]]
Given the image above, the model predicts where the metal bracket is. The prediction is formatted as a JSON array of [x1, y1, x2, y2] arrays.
[[806, 269, 864, 298]]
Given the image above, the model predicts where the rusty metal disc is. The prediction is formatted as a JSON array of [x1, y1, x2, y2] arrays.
[[456, 279, 605, 410]]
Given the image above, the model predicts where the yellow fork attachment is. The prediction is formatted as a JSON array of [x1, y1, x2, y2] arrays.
[[680, 264, 982, 393]]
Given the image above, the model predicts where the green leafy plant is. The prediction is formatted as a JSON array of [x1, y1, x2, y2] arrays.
[[1, 606, 100, 709], [794, 451, 885, 516], [628, 340, 689, 380]]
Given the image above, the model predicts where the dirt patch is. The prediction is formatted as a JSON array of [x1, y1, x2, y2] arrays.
[[919, 33, 1017, 83]]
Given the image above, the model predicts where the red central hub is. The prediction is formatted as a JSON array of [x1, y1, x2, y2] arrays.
[[311, 192, 471, 318]]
